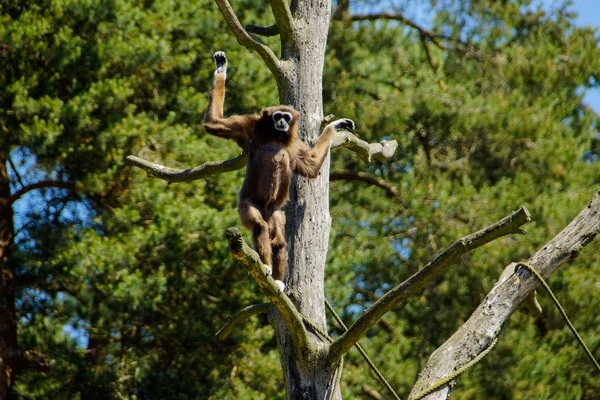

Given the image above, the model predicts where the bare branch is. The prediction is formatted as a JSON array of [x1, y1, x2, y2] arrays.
[[331, 131, 398, 163], [8, 180, 74, 205], [350, 13, 475, 53], [330, 171, 399, 198], [126, 136, 397, 184], [409, 190, 600, 400], [216, 303, 272, 340], [225, 227, 309, 351], [246, 24, 280, 37], [125, 153, 247, 183], [213, 0, 282, 80], [351, 13, 446, 48], [328, 207, 532, 363], [268, 0, 294, 46]]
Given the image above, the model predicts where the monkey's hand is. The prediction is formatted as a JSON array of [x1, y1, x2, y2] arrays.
[[213, 51, 227, 75], [330, 118, 355, 132], [274, 280, 286, 293]]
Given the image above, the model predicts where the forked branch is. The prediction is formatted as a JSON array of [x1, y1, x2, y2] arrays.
[[225, 228, 309, 350], [213, 0, 282, 79], [409, 190, 600, 400], [328, 207, 532, 362], [268, 0, 294, 46]]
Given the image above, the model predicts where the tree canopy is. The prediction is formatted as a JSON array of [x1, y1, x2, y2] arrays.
[[1, 0, 599, 398]]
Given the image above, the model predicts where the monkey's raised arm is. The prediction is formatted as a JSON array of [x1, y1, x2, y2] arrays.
[[203, 52, 256, 149], [294, 119, 355, 178]]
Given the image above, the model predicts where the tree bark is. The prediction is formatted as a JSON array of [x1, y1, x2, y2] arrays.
[[409, 190, 600, 400], [272, 1, 343, 398], [0, 154, 19, 399], [212, 0, 343, 395], [130, 1, 600, 397]]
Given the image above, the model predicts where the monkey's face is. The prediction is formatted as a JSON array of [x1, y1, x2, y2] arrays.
[[272, 111, 294, 133]]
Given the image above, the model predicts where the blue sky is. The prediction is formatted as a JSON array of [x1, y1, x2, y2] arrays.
[[568, 0, 599, 28], [568, 0, 600, 112]]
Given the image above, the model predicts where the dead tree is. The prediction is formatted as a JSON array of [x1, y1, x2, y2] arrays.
[[127, 1, 600, 398]]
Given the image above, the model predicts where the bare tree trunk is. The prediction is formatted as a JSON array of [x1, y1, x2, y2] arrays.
[[136, 1, 395, 397], [131, 1, 600, 397], [0, 154, 19, 399], [270, 1, 344, 398]]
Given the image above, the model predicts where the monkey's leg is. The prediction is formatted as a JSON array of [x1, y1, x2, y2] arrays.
[[238, 199, 273, 272], [269, 210, 287, 292]]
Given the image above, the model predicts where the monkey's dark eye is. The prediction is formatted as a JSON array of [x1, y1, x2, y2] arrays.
[[273, 111, 292, 122]]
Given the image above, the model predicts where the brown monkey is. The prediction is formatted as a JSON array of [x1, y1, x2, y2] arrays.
[[204, 51, 355, 292]]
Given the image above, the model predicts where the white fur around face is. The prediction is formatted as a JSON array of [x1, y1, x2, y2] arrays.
[[273, 112, 293, 132]]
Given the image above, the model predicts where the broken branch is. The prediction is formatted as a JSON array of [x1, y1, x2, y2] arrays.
[[330, 131, 398, 162]]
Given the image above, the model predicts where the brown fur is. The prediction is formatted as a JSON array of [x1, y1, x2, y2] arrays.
[[203, 52, 351, 286]]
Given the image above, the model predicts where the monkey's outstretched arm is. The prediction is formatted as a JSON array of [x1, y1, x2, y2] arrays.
[[295, 119, 355, 178], [203, 51, 255, 148], [205, 51, 228, 119]]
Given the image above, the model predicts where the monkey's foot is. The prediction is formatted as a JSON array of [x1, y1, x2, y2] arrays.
[[332, 118, 355, 132], [264, 265, 273, 276], [213, 51, 227, 74], [274, 280, 286, 293]]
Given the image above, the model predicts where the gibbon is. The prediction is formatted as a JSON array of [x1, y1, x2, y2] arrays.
[[204, 51, 355, 292]]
